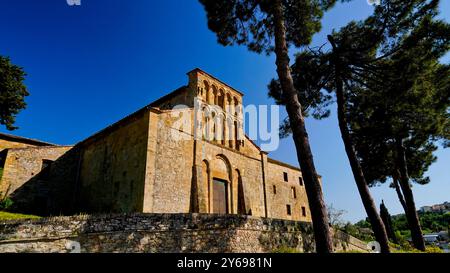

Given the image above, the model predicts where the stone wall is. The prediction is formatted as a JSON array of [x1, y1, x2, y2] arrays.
[[266, 160, 311, 222], [150, 109, 195, 213], [0, 138, 48, 153], [78, 110, 150, 214], [0, 69, 326, 223], [0, 214, 367, 253], [0, 139, 34, 153], [0, 145, 83, 216], [198, 141, 267, 217], [0, 146, 74, 215], [0, 146, 72, 195]]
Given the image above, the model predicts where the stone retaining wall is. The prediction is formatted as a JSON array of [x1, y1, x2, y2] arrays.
[[0, 214, 367, 253]]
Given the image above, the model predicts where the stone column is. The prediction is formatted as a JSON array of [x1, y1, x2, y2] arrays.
[[260, 152, 270, 218], [229, 119, 235, 149], [143, 110, 159, 213]]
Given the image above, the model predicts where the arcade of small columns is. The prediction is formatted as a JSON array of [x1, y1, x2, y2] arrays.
[[195, 80, 244, 151]]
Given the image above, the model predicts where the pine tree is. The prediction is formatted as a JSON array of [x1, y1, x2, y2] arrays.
[[0, 56, 29, 131], [268, 0, 446, 252], [348, 17, 450, 251], [380, 201, 398, 244]]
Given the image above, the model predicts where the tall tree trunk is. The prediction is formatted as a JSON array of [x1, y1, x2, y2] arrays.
[[396, 137, 426, 251], [334, 76, 391, 253], [392, 173, 408, 214], [272, 0, 333, 253], [329, 35, 390, 253]]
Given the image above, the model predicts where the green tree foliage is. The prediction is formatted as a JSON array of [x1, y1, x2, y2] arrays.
[[268, 0, 444, 254], [268, 0, 448, 252], [358, 211, 450, 244], [0, 192, 13, 211], [347, 17, 450, 251], [199, 0, 347, 54], [0, 56, 29, 131], [342, 222, 375, 243]]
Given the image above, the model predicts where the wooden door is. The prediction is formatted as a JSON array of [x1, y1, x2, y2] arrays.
[[213, 179, 228, 214]]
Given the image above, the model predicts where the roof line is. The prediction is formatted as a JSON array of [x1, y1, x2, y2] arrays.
[[244, 135, 264, 153], [266, 158, 322, 178], [267, 157, 301, 172], [74, 85, 186, 147], [149, 86, 188, 107], [4, 145, 73, 152], [76, 103, 163, 147], [188, 68, 245, 97], [0, 132, 57, 147]]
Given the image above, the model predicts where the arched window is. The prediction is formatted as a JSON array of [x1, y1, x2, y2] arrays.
[[218, 89, 225, 109], [226, 93, 232, 113], [212, 85, 218, 105], [233, 97, 240, 117], [203, 81, 210, 102]]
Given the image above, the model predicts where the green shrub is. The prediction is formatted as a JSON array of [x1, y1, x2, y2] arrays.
[[424, 247, 444, 253], [272, 246, 301, 253], [336, 249, 367, 253], [0, 197, 13, 210], [390, 242, 444, 253]]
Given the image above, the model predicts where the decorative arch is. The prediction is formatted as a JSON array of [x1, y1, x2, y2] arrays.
[[213, 154, 232, 181], [202, 105, 215, 141], [209, 154, 233, 214]]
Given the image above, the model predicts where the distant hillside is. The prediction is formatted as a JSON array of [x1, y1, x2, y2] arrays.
[[419, 202, 450, 214], [351, 210, 450, 243], [391, 211, 450, 235]]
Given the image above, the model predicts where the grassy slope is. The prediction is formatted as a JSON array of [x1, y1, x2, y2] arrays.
[[0, 211, 41, 221]]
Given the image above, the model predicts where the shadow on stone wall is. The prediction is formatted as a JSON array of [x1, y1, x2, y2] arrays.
[[8, 147, 82, 216]]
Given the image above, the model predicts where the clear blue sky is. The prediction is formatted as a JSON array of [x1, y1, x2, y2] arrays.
[[0, 0, 448, 222]]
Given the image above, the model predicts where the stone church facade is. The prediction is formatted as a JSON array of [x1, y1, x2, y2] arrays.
[[0, 69, 314, 222]]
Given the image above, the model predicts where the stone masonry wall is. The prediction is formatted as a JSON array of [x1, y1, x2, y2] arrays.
[[0, 214, 368, 253], [0, 139, 35, 153], [266, 161, 311, 222], [78, 110, 150, 214], [0, 146, 72, 197], [0, 145, 83, 216], [0, 146, 74, 216], [151, 109, 195, 213]]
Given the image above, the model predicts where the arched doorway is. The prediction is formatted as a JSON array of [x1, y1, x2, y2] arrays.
[[210, 155, 232, 214], [212, 178, 228, 214]]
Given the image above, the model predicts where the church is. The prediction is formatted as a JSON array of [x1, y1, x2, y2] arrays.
[[0, 69, 314, 222]]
